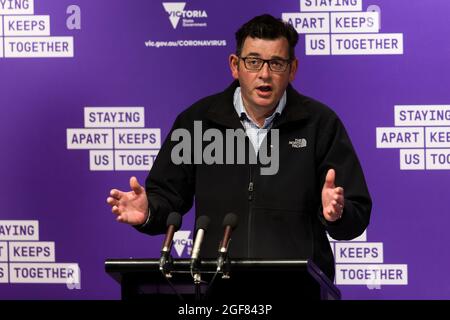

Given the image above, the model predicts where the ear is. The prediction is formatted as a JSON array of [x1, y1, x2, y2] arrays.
[[229, 54, 239, 80], [289, 58, 298, 82]]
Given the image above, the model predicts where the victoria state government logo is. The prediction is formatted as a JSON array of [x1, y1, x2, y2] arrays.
[[162, 2, 208, 29], [172, 230, 193, 257]]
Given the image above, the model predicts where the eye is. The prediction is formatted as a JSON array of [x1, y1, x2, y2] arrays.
[[247, 58, 260, 66], [270, 60, 283, 67]]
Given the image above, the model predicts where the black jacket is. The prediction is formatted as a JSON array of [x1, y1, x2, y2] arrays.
[[138, 81, 372, 280]]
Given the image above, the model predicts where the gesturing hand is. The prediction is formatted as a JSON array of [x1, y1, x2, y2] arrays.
[[321, 169, 345, 222], [107, 176, 149, 225]]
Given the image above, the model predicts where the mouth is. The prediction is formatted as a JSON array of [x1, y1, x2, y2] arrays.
[[256, 85, 273, 93]]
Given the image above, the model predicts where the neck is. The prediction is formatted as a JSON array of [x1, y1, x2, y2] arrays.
[[242, 100, 278, 128]]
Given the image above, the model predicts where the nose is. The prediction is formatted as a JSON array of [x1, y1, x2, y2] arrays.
[[258, 61, 271, 80]]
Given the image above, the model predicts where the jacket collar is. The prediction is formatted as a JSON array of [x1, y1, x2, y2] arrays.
[[205, 80, 310, 129]]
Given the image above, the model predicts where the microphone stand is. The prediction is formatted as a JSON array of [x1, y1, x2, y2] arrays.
[[204, 243, 232, 300], [217, 238, 232, 276], [159, 253, 184, 301], [219, 254, 231, 279], [159, 251, 175, 277], [194, 272, 202, 302], [190, 259, 203, 302]]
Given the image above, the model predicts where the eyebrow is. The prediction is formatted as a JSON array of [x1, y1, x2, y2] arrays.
[[245, 52, 287, 60]]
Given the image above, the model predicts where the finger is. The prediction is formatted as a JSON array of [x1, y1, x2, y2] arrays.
[[106, 197, 119, 207], [324, 169, 335, 189], [111, 205, 120, 215], [324, 204, 342, 221], [333, 194, 344, 203], [110, 189, 123, 199], [333, 198, 344, 208], [331, 200, 343, 212], [130, 176, 143, 195], [335, 187, 344, 195]]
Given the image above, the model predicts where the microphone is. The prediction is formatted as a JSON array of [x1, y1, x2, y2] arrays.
[[217, 213, 238, 272], [159, 212, 182, 273], [190, 215, 210, 270]]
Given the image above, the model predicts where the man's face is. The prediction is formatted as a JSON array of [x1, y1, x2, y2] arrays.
[[229, 36, 298, 113]]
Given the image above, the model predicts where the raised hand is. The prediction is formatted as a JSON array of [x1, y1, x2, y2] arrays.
[[321, 169, 345, 222], [107, 176, 149, 225]]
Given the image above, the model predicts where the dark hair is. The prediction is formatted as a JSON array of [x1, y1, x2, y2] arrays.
[[235, 14, 299, 59]]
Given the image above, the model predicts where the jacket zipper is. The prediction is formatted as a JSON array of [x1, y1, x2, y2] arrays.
[[248, 182, 254, 198], [247, 165, 254, 257]]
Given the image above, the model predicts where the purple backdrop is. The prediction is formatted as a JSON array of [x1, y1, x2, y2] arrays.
[[0, 0, 449, 299]]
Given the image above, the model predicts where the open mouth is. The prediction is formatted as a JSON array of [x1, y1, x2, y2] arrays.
[[257, 85, 272, 92]]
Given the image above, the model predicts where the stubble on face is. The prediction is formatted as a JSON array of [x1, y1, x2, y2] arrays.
[[230, 37, 297, 123]]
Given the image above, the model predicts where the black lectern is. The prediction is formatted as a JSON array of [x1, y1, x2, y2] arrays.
[[105, 258, 341, 301]]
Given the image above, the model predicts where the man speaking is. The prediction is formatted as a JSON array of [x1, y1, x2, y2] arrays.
[[106, 14, 372, 282]]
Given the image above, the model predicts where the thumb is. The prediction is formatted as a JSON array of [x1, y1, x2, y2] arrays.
[[130, 176, 143, 194], [324, 169, 336, 189]]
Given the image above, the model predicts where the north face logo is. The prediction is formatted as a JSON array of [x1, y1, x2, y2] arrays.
[[173, 230, 193, 257], [289, 138, 307, 148], [162, 2, 186, 29]]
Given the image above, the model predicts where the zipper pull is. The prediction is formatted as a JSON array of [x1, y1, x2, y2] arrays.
[[248, 182, 254, 201]]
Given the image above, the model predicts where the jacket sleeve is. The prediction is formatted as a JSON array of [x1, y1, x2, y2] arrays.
[[315, 112, 372, 240], [135, 114, 195, 235]]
